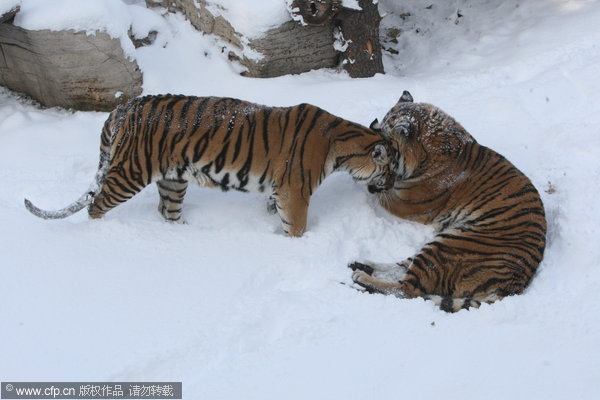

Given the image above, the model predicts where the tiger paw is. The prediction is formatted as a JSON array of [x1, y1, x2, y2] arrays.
[[351, 270, 377, 293], [348, 262, 374, 275]]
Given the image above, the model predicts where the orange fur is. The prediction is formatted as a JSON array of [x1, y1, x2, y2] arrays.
[[351, 93, 546, 311], [26, 95, 395, 237]]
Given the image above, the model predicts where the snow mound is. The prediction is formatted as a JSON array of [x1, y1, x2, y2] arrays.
[[0, 0, 20, 15]]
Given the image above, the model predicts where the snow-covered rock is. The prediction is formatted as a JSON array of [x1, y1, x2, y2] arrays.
[[0, 0, 145, 110]]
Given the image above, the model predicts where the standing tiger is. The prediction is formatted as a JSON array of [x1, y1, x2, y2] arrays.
[[350, 91, 546, 311], [25, 95, 395, 237]]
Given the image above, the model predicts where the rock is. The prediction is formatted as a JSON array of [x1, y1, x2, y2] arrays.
[[0, 10, 142, 111]]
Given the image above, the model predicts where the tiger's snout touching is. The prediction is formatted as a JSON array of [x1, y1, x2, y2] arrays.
[[367, 144, 395, 193], [367, 184, 384, 194], [367, 170, 394, 193], [343, 141, 396, 194], [351, 91, 547, 312], [24, 95, 393, 237]]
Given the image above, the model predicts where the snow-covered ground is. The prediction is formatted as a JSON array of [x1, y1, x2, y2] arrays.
[[1, 1, 600, 398]]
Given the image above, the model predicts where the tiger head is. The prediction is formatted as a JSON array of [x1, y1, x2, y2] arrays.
[[364, 141, 397, 193], [370, 91, 475, 183], [332, 134, 397, 193]]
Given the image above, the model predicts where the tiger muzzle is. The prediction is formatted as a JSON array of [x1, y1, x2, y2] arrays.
[[368, 184, 384, 193], [367, 173, 394, 193]]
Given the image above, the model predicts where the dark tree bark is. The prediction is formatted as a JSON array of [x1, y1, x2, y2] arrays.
[[290, 0, 384, 78], [290, 0, 342, 26], [335, 0, 384, 78]]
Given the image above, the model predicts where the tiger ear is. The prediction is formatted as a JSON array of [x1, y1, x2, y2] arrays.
[[370, 118, 381, 131], [399, 90, 414, 103], [372, 144, 388, 163]]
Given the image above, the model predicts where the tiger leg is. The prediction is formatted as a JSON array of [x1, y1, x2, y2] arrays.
[[273, 192, 309, 237], [350, 258, 420, 297], [351, 268, 484, 312], [349, 259, 412, 275], [156, 179, 188, 223], [88, 169, 146, 219], [452, 266, 528, 304], [351, 270, 406, 296]]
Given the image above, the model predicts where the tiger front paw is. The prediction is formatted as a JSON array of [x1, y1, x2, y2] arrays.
[[348, 262, 374, 275], [351, 270, 377, 294]]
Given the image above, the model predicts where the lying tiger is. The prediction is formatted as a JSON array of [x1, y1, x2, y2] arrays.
[[25, 95, 395, 237], [350, 91, 547, 311]]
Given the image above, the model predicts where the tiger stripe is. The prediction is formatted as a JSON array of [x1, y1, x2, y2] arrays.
[[25, 95, 395, 237], [351, 93, 547, 311]]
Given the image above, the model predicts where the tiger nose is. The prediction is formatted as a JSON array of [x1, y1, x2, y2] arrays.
[[368, 184, 382, 193], [367, 177, 387, 193]]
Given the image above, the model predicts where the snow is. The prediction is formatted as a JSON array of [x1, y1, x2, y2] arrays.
[[342, 0, 362, 11], [333, 27, 349, 52], [12, 0, 166, 60], [1, 0, 600, 399], [0, 0, 20, 15], [207, 0, 290, 38]]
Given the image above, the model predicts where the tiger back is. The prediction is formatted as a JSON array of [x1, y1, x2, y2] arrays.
[[25, 95, 395, 237], [350, 91, 547, 311]]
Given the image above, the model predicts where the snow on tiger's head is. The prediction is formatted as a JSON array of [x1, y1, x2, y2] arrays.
[[370, 91, 476, 182]]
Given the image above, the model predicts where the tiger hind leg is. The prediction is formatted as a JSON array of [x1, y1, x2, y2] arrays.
[[349, 259, 502, 312], [88, 169, 147, 219], [350, 270, 478, 312], [157, 179, 188, 223]]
